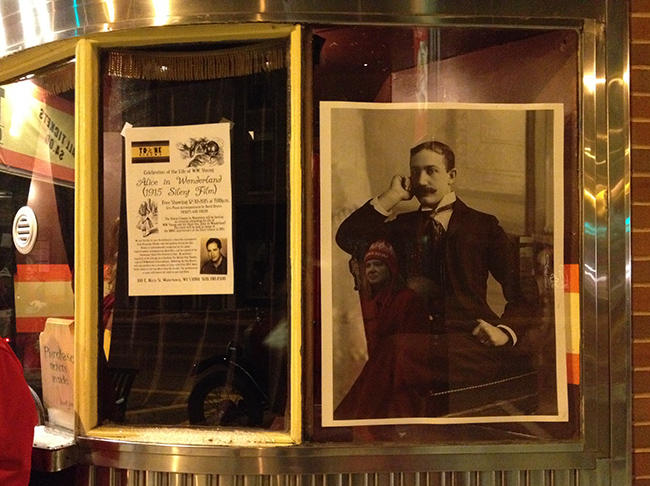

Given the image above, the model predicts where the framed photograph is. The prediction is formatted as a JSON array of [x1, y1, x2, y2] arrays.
[[320, 102, 568, 426]]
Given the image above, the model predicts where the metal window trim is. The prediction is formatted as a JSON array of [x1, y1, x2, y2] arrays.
[[77, 435, 597, 474]]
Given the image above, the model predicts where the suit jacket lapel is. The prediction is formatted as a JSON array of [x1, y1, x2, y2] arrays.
[[446, 198, 468, 238]]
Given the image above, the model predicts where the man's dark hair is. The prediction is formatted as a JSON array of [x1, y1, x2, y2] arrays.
[[410, 141, 455, 172], [206, 237, 222, 249]]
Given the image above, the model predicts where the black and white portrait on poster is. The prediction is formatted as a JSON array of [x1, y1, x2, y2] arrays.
[[320, 102, 568, 426], [123, 122, 233, 297]]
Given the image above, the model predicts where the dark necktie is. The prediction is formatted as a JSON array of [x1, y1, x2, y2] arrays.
[[423, 216, 445, 278], [411, 204, 451, 279], [430, 201, 454, 275], [405, 203, 453, 328]]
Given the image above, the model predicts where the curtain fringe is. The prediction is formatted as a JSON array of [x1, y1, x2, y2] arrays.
[[32, 62, 75, 96], [107, 41, 287, 81]]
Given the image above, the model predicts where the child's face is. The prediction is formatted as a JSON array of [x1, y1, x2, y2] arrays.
[[365, 259, 391, 287]]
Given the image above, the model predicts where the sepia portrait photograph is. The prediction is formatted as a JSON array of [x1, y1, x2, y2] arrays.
[[320, 102, 568, 426], [199, 237, 228, 275]]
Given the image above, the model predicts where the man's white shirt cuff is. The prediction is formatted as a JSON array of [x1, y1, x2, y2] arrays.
[[497, 325, 518, 346], [370, 197, 392, 216]]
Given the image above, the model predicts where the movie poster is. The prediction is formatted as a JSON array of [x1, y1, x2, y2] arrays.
[[123, 122, 233, 296]]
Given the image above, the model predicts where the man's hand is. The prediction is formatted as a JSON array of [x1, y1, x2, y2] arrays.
[[377, 175, 413, 212], [472, 319, 509, 347]]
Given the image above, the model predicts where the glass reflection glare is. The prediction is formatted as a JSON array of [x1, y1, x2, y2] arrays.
[[584, 262, 607, 284], [583, 74, 605, 93], [19, 0, 54, 48], [584, 188, 596, 205], [104, 0, 116, 23], [6, 81, 38, 138], [153, 0, 170, 26], [0, 13, 6, 56]]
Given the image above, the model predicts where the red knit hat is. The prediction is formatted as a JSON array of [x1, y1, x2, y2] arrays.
[[364, 240, 398, 277]]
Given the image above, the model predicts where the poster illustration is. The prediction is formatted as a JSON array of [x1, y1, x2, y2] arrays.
[[320, 102, 568, 426], [123, 122, 233, 296]]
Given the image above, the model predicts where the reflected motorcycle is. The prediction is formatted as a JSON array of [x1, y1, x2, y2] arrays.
[[187, 310, 288, 427]]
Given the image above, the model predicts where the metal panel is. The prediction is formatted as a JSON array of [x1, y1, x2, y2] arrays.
[[580, 17, 601, 454], [0, 0, 606, 58], [84, 469, 589, 486], [78, 436, 595, 474], [605, 0, 633, 484]]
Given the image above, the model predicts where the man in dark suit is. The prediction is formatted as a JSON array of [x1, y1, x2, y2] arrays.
[[335, 140, 538, 416]]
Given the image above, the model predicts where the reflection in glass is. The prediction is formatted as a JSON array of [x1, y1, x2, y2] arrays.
[[100, 43, 290, 430], [0, 60, 76, 429], [18, 0, 54, 48]]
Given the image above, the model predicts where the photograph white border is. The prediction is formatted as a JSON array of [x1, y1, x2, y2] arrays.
[[320, 101, 567, 426]]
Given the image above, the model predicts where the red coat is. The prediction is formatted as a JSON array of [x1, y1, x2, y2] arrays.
[[335, 285, 430, 419], [0, 339, 37, 486], [360, 284, 429, 357]]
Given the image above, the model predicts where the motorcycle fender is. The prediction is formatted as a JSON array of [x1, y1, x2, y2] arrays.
[[189, 355, 228, 376]]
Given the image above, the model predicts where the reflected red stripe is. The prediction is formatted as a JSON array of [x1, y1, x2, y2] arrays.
[[567, 353, 580, 385], [0, 146, 75, 183], [16, 316, 74, 333], [33, 91, 75, 115], [565, 263, 579, 293], [15, 264, 72, 282], [17, 317, 56, 333]]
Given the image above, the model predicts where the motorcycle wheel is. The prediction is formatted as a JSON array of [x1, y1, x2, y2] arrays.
[[187, 370, 264, 426]]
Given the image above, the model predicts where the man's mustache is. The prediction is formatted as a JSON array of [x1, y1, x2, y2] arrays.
[[413, 186, 436, 195]]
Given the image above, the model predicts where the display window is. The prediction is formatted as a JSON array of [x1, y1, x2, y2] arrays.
[[0, 16, 621, 466], [308, 25, 582, 444], [82, 25, 303, 445], [0, 25, 302, 447]]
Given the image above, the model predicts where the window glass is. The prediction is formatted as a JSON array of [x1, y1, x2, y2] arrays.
[[310, 25, 581, 443], [100, 42, 289, 430], [0, 60, 76, 429]]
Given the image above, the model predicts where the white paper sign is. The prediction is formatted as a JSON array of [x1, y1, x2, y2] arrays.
[[39, 318, 75, 430], [123, 123, 234, 296]]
